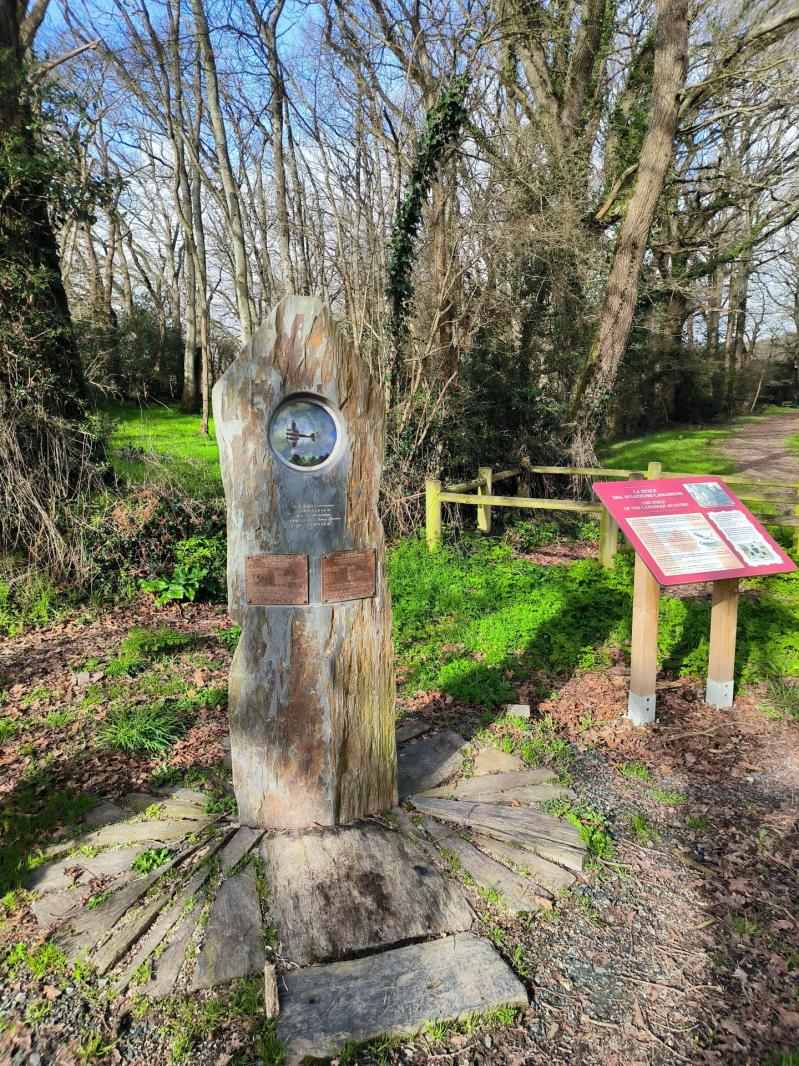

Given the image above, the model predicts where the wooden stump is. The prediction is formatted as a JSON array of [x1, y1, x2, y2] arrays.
[[213, 296, 397, 829]]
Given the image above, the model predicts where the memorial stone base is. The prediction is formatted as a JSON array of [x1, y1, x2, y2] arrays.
[[28, 726, 590, 1060]]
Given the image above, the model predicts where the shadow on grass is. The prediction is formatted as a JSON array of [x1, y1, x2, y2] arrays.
[[391, 536, 799, 713]]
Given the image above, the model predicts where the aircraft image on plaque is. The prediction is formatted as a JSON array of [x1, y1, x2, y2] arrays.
[[684, 481, 734, 508], [269, 397, 339, 469]]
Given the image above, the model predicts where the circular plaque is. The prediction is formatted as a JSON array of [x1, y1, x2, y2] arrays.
[[269, 396, 340, 470]]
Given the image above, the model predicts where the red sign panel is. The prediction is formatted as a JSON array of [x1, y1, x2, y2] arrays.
[[593, 477, 796, 586]]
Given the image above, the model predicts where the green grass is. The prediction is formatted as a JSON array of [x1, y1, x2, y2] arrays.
[[389, 535, 799, 707], [600, 406, 795, 474], [650, 788, 686, 806], [99, 701, 187, 755], [619, 761, 652, 781], [629, 811, 659, 845], [108, 402, 222, 498], [600, 425, 737, 475]]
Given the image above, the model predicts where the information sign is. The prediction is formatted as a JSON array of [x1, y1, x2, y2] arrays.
[[593, 477, 795, 586]]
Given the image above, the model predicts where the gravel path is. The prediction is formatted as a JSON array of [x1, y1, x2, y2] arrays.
[[723, 409, 799, 483]]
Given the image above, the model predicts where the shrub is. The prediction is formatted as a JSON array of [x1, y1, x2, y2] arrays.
[[140, 533, 226, 606]]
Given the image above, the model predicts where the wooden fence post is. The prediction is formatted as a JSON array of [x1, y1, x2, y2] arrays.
[[598, 506, 619, 568], [646, 460, 663, 479], [706, 578, 739, 709], [628, 552, 661, 725], [426, 479, 442, 551], [477, 466, 493, 533]]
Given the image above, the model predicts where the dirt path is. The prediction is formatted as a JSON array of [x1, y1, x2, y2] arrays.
[[723, 409, 799, 482]]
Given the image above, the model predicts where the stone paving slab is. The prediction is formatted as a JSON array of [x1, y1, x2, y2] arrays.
[[84, 801, 128, 828], [397, 730, 468, 799], [31, 887, 91, 929], [113, 832, 232, 993], [410, 797, 586, 871], [472, 747, 525, 775], [454, 783, 572, 806], [54, 842, 204, 961], [26, 845, 148, 893], [259, 822, 473, 966], [192, 865, 265, 990], [162, 788, 208, 806], [120, 793, 163, 813], [217, 826, 263, 872], [75, 817, 213, 851], [141, 906, 203, 1000], [395, 720, 432, 745], [438, 835, 549, 913], [450, 767, 558, 797], [277, 932, 528, 1065], [473, 835, 576, 895]]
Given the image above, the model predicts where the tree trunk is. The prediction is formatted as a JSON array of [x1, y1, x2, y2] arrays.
[[191, 0, 254, 342], [181, 242, 199, 412], [259, 0, 296, 294], [0, 0, 87, 419], [569, 0, 689, 462]]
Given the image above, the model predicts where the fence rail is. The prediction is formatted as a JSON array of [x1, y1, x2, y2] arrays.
[[425, 460, 799, 563]]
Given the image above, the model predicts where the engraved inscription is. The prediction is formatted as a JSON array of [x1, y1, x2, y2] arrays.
[[287, 503, 342, 530], [245, 554, 308, 605], [321, 549, 376, 603]]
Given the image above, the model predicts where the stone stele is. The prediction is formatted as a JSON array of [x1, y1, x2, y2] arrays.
[[213, 295, 397, 828]]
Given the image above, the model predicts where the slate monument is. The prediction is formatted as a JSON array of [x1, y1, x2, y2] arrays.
[[213, 296, 397, 828]]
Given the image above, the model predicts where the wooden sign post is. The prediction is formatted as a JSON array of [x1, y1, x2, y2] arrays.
[[627, 553, 661, 725], [595, 476, 795, 725], [213, 296, 397, 828], [706, 577, 739, 709]]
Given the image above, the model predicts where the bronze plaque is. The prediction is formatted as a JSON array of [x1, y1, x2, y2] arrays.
[[321, 549, 376, 603], [245, 554, 308, 605]]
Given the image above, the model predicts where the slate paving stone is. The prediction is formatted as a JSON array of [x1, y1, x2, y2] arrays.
[[472, 747, 525, 775], [83, 801, 128, 828], [163, 788, 208, 806], [505, 703, 531, 719], [259, 821, 473, 966], [55, 841, 205, 961], [74, 817, 212, 851], [26, 845, 149, 893], [192, 866, 265, 990], [56, 869, 165, 961], [473, 834, 576, 895], [395, 720, 432, 745], [433, 835, 548, 913], [450, 767, 558, 797], [120, 793, 163, 813], [410, 796, 586, 871], [217, 826, 263, 872], [397, 729, 468, 799], [277, 932, 528, 1065], [141, 905, 203, 1000], [115, 865, 216, 993], [31, 887, 91, 929], [452, 783, 572, 806]]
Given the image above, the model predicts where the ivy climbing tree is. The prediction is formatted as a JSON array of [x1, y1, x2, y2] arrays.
[[384, 75, 468, 397]]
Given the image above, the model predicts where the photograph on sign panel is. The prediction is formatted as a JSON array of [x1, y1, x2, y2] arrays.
[[707, 510, 782, 566], [684, 481, 734, 508], [270, 398, 338, 469], [627, 513, 740, 577]]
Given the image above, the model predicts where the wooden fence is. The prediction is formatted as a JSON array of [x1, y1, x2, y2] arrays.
[[425, 461, 799, 565]]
